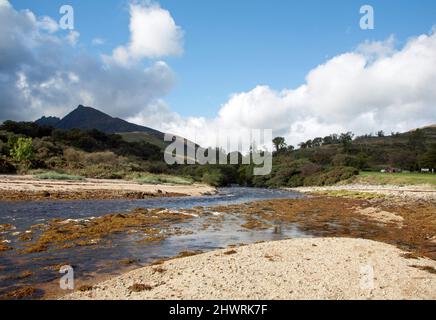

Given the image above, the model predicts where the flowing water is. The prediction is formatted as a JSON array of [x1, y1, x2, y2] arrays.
[[0, 187, 307, 298]]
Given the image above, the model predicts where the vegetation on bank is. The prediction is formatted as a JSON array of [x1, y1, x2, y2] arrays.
[[0, 120, 435, 187], [33, 172, 85, 181], [312, 190, 385, 200], [133, 174, 194, 185], [352, 171, 436, 186]]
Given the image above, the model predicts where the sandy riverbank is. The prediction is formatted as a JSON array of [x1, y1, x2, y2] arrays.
[[61, 238, 436, 300], [287, 184, 436, 203], [0, 175, 216, 201]]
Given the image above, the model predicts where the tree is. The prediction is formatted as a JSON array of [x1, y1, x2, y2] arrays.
[[305, 139, 313, 148], [272, 137, 287, 152], [339, 132, 354, 153], [298, 142, 307, 149], [322, 136, 333, 145], [419, 144, 436, 169], [408, 129, 426, 151], [10, 137, 34, 168], [377, 130, 385, 137], [312, 137, 323, 147]]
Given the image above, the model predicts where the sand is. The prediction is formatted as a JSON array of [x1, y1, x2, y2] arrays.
[[61, 238, 436, 300], [0, 175, 216, 200], [288, 184, 436, 202], [356, 207, 404, 225]]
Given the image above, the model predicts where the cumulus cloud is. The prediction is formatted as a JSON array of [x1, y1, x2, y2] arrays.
[[132, 31, 436, 149], [1, 0, 436, 152], [106, 2, 183, 65], [37, 16, 59, 33], [0, 1, 176, 121], [65, 30, 80, 46]]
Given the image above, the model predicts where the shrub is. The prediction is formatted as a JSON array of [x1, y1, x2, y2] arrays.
[[0, 121, 53, 138], [84, 151, 119, 165], [331, 153, 369, 170], [63, 148, 85, 164], [0, 158, 16, 174], [304, 166, 358, 186], [201, 170, 224, 187], [10, 137, 34, 168], [266, 159, 314, 187], [287, 174, 304, 187]]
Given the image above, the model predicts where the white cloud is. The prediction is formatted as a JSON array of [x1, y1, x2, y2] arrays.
[[107, 2, 183, 65], [37, 16, 59, 33], [131, 31, 436, 149], [66, 30, 80, 46], [0, 1, 175, 121], [2, 0, 436, 152]]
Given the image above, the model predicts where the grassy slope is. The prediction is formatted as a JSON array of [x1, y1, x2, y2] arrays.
[[354, 171, 436, 186], [118, 132, 168, 150]]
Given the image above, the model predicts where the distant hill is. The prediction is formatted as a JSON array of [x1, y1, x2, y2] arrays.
[[35, 116, 61, 127], [37, 105, 164, 137], [353, 126, 436, 146], [35, 105, 200, 153], [424, 124, 436, 129]]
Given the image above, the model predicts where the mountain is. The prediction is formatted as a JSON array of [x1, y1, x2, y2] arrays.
[[35, 116, 61, 127], [45, 105, 165, 138], [35, 105, 200, 153]]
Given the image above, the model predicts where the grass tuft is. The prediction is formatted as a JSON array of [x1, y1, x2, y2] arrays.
[[34, 172, 85, 181], [134, 174, 193, 185]]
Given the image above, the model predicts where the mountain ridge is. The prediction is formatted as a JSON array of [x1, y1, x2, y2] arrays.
[[35, 105, 165, 138]]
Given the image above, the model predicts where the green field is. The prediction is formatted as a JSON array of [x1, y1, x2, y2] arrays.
[[354, 171, 436, 186]]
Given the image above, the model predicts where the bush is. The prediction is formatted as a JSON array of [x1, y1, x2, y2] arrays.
[[84, 151, 119, 165], [10, 137, 34, 168], [0, 158, 16, 174], [287, 175, 304, 187], [304, 166, 358, 186], [331, 154, 364, 169], [0, 121, 53, 138], [201, 170, 224, 187], [63, 148, 85, 164], [266, 159, 315, 187]]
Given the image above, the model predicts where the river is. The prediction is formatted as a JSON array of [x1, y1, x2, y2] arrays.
[[0, 187, 307, 298]]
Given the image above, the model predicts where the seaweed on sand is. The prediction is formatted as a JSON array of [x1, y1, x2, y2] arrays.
[[20, 208, 195, 254], [211, 196, 436, 261], [128, 283, 153, 292]]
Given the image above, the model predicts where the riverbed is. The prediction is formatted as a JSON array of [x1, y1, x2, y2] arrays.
[[0, 187, 305, 298]]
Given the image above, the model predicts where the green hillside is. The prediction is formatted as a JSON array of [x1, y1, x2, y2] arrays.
[[1, 120, 435, 187], [119, 132, 168, 150]]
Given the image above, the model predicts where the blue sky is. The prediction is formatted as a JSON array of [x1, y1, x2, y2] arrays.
[[2, 0, 436, 147], [11, 0, 436, 118]]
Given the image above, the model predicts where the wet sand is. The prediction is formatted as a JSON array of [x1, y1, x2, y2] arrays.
[[0, 175, 216, 201], [62, 238, 436, 300]]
